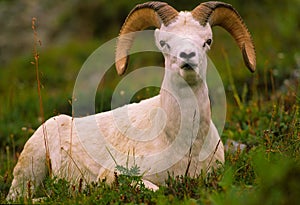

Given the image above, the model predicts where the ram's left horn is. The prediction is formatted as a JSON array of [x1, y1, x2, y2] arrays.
[[192, 1, 256, 72]]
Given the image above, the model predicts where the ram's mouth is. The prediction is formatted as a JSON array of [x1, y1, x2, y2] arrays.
[[180, 63, 196, 71]]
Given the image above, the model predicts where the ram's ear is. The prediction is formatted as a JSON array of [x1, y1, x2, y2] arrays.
[[154, 28, 161, 47], [154, 28, 160, 39]]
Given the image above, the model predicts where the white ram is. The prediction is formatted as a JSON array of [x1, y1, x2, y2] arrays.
[[7, 1, 256, 200]]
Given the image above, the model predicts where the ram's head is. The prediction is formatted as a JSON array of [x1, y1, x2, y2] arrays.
[[115, 1, 256, 84]]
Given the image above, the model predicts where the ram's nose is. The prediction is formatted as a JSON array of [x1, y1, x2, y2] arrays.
[[179, 51, 196, 60], [179, 51, 197, 70]]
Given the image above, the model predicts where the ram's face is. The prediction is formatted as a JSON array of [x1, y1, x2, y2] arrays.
[[155, 12, 213, 84]]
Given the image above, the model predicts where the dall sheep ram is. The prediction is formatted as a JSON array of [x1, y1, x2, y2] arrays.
[[7, 1, 256, 200]]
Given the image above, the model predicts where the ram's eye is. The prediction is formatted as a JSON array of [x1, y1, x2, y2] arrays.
[[206, 39, 212, 46], [203, 39, 212, 48], [160, 40, 166, 47]]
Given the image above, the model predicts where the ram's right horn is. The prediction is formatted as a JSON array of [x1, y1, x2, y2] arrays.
[[115, 1, 178, 75]]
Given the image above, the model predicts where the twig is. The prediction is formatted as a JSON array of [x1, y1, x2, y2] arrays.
[[185, 110, 197, 177], [61, 147, 88, 184], [206, 139, 221, 174], [31, 17, 52, 177], [222, 48, 243, 110]]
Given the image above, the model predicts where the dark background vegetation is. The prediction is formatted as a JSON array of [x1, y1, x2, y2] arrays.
[[0, 0, 299, 204]]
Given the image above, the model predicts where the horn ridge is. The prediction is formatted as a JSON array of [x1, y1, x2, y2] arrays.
[[130, 1, 178, 26], [192, 2, 236, 26]]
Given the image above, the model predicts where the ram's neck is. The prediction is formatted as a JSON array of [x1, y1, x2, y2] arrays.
[[160, 69, 211, 145]]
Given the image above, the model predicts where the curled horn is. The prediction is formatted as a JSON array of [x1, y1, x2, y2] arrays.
[[115, 1, 178, 75], [192, 1, 256, 72]]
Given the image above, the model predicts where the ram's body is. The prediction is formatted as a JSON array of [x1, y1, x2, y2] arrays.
[[7, 94, 223, 200], [7, 1, 255, 201]]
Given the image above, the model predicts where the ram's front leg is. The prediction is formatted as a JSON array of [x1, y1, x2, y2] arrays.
[[6, 128, 47, 201], [6, 116, 62, 201]]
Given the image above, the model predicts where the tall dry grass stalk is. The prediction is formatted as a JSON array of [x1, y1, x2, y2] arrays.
[[31, 17, 52, 177]]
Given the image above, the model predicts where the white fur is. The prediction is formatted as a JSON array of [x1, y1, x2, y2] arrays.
[[7, 11, 224, 201]]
